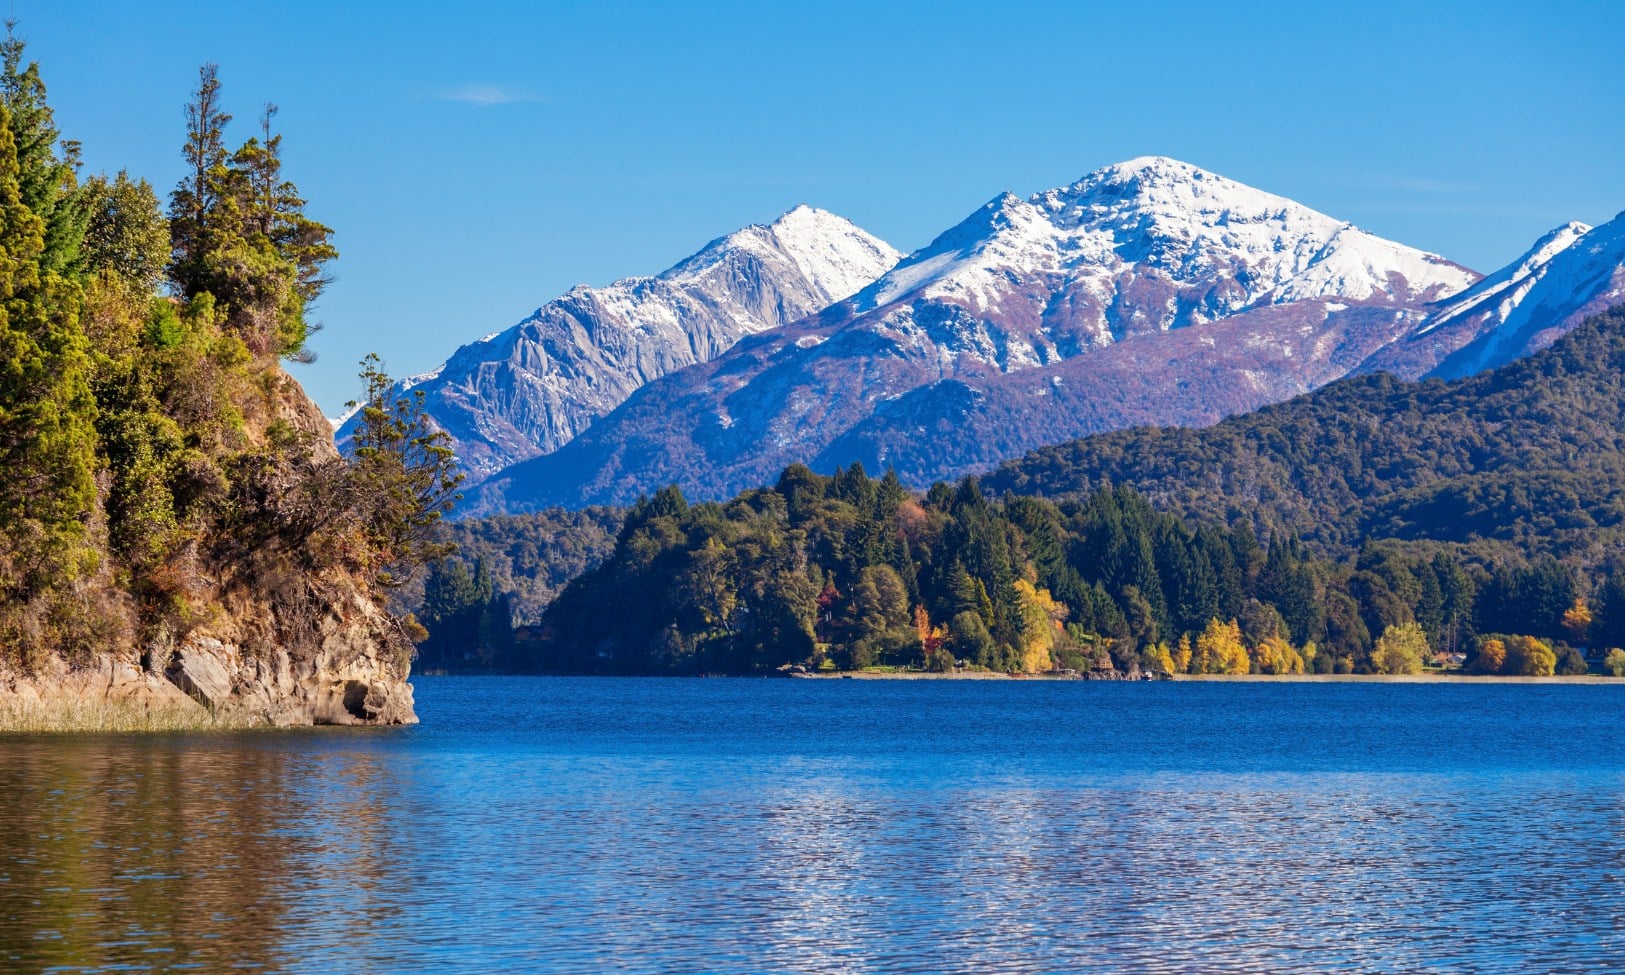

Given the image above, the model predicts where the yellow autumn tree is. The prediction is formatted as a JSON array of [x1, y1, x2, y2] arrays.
[[1504, 635, 1556, 677], [1012, 578, 1065, 673], [1195, 618, 1250, 675], [1188, 627, 1215, 673], [1171, 634, 1193, 674], [1469, 637, 1507, 675], [1371, 623, 1427, 675], [1253, 635, 1305, 675], [1562, 598, 1593, 645], [1144, 641, 1175, 676], [1605, 648, 1625, 678]]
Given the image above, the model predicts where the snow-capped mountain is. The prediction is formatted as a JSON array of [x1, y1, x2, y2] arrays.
[[336, 205, 899, 479], [859, 156, 1473, 332], [466, 157, 1519, 512], [1419, 213, 1625, 379]]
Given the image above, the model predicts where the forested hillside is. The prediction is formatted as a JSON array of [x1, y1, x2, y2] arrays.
[[529, 465, 1617, 678], [984, 306, 1625, 563], [0, 39, 454, 725], [401, 507, 622, 671]]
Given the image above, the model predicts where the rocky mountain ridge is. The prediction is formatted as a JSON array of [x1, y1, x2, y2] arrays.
[[337, 206, 899, 479], [469, 157, 1614, 511], [1416, 212, 1625, 379], [403, 157, 1625, 514]]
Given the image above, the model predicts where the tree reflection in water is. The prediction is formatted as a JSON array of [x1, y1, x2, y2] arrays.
[[0, 735, 400, 973]]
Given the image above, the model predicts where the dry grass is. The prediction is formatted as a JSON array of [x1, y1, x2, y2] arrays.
[[0, 695, 263, 733]]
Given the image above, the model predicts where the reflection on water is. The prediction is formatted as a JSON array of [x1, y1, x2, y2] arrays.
[[1, 678, 1623, 973], [0, 736, 405, 973]]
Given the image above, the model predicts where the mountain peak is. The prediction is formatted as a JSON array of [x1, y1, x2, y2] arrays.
[[755, 205, 901, 302], [862, 158, 1476, 316], [768, 203, 838, 230], [1052, 156, 1311, 223], [338, 206, 898, 480], [748, 203, 883, 246], [1092, 154, 1213, 181]]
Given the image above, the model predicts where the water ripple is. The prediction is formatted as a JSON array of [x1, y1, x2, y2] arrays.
[[1, 678, 1623, 973]]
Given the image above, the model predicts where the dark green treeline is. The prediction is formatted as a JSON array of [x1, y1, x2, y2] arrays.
[[518, 463, 1613, 676]]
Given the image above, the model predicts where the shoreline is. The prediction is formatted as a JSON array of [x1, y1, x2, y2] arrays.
[[786, 670, 1623, 684]]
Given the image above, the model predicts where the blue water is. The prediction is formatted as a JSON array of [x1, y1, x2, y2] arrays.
[[2, 677, 1623, 973]]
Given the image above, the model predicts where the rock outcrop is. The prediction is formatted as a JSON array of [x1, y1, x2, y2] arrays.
[[1, 571, 417, 730], [2, 367, 419, 730]]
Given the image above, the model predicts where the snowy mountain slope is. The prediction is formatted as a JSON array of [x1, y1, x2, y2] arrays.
[[1420, 213, 1625, 379], [854, 156, 1474, 330], [470, 299, 1436, 513], [466, 158, 1507, 511], [335, 205, 899, 479]]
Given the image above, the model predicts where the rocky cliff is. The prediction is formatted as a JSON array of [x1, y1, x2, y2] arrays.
[[2, 366, 419, 731]]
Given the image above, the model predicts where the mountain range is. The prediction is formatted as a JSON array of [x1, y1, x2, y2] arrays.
[[349, 157, 1625, 514], [337, 205, 898, 478]]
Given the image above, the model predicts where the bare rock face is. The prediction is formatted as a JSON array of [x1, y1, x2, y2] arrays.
[[165, 640, 234, 711], [0, 580, 421, 730], [0, 657, 210, 730], [155, 623, 416, 727], [153, 584, 419, 727]]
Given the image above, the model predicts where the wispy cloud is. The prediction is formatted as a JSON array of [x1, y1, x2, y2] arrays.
[[436, 83, 543, 106]]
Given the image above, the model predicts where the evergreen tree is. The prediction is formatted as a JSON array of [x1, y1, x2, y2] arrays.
[[0, 100, 96, 593], [80, 172, 169, 292], [168, 63, 230, 298], [168, 66, 333, 360], [348, 354, 464, 585], [1592, 573, 1625, 650], [1259, 537, 1324, 645], [228, 103, 335, 360], [0, 23, 85, 278], [1431, 552, 1476, 655]]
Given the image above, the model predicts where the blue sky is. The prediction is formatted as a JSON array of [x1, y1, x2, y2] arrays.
[[26, 0, 1625, 412]]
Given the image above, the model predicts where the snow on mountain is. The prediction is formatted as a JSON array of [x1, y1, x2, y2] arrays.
[[858, 156, 1475, 333], [1420, 213, 1625, 379], [335, 206, 899, 480], [467, 159, 1512, 512]]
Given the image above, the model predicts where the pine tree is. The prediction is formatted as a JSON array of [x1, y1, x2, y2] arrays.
[[0, 23, 85, 278], [0, 100, 97, 592], [348, 354, 463, 585], [229, 103, 335, 360], [168, 63, 231, 298], [1592, 574, 1625, 650], [168, 67, 333, 361]]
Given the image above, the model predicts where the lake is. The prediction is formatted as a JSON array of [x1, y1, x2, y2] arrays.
[[1, 677, 1621, 973]]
